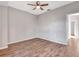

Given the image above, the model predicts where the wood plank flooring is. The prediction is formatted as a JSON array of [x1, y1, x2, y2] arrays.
[[0, 38, 74, 57]]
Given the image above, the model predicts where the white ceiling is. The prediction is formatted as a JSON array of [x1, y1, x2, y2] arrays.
[[0, 1, 74, 15]]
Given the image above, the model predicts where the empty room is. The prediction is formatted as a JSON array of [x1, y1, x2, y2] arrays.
[[0, 1, 79, 57]]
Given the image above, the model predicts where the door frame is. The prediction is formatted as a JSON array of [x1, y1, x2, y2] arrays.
[[67, 13, 78, 39]]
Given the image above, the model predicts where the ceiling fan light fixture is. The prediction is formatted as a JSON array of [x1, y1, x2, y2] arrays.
[[36, 6, 40, 9], [27, 1, 48, 10]]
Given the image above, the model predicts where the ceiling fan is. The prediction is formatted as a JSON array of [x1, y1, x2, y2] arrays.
[[27, 1, 48, 10]]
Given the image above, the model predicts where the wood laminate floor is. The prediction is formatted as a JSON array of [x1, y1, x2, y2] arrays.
[[0, 38, 74, 57]]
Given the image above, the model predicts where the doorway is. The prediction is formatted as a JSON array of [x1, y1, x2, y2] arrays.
[[68, 13, 78, 39]]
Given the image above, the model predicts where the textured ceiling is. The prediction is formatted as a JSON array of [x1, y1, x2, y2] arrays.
[[0, 1, 74, 15]]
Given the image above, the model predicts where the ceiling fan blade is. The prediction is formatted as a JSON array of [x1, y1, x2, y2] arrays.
[[32, 7, 36, 10], [40, 4, 48, 6], [40, 7, 44, 10], [27, 4, 36, 6]]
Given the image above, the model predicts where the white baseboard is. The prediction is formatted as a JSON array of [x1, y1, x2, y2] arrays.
[[8, 37, 67, 45], [0, 46, 8, 50], [37, 37, 67, 45], [8, 37, 35, 44]]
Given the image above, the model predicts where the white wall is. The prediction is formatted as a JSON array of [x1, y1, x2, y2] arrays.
[[0, 2, 8, 49], [0, 7, 2, 48], [74, 15, 79, 37], [0, 1, 8, 6], [38, 13, 67, 44], [38, 2, 79, 45], [0, 6, 37, 49], [0, 6, 8, 49], [8, 7, 37, 44]]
